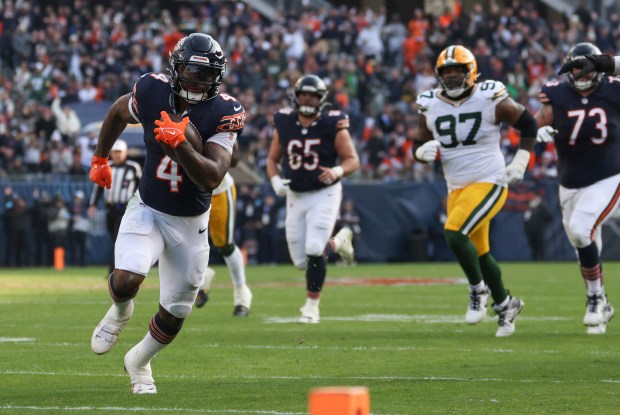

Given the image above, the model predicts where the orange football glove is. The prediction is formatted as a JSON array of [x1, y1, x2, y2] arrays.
[[154, 111, 189, 149], [90, 156, 112, 189]]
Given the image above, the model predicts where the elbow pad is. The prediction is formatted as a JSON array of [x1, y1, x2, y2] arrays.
[[513, 110, 537, 139]]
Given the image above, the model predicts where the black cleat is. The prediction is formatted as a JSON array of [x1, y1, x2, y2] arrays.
[[233, 305, 249, 317], [195, 290, 209, 308]]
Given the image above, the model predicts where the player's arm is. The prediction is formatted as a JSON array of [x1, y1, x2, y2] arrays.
[[93, 94, 138, 158], [90, 94, 139, 189], [413, 113, 440, 163], [496, 97, 537, 151], [496, 97, 537, 184], [558, 54, 620, 77], [534, 104, 557, 143], [318, 129, 359, 184], [174, 138, 232, 192], [266, 129, 289, 196], [230, 141, 240, 168]]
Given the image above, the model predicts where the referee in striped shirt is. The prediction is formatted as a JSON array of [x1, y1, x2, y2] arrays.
[[88, 139, 142, 274]]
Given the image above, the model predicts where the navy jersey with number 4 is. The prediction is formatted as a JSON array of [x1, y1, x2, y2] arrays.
[[540, 76, 620, 188], [274, 108, 349, 192], [129, 73, 245, 216]]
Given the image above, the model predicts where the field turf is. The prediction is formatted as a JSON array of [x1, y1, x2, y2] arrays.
[[1, 262, 619, 414]]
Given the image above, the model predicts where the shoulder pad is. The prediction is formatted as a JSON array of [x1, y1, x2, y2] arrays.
[[478, 80, 508, 101], [326, 110, 349, 130], [539, 79, 563, 104], [415, 89, 437, 113]]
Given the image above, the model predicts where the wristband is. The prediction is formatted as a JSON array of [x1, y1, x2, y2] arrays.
[[332, 166, 344, 178]]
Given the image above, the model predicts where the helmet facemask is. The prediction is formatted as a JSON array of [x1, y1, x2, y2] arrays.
[[172, 63, 223, 103], [435, 45, 478, 98], [292, 75, 328, 116], [566, 42, 603, 92], [169, 33, 227, 103], [437, 64, 472, 98]]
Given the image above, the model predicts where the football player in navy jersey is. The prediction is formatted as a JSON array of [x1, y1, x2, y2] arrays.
[[537, 42, 620, 334], [89, 33, 245, 393], [266, 74, 360, 323]]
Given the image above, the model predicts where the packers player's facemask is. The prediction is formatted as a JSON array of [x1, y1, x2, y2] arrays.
[[435, 45, 478, 98]]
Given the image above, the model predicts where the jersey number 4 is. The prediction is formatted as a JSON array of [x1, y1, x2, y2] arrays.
[[435, 112, 482, 148], [156, 156, 183, 192]]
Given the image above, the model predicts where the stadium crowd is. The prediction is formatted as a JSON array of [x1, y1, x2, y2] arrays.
[[0, 0, 619, 265]]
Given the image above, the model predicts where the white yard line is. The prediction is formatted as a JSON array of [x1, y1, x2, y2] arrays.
[[0, 406, 305, 415], [2, 370, 619, 384]]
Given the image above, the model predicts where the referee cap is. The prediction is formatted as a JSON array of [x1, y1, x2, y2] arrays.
[[111, 139, 127, 152]]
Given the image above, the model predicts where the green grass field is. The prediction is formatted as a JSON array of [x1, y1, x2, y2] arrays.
[[1, 262, 619, 415]]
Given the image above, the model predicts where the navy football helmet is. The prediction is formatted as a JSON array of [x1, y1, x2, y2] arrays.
[[566, 42, 603, 91], [169, 33, 227, 103], [293, 74, 328, 117]]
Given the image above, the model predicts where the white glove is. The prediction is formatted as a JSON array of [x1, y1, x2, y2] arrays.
[[415, 140, 441, 162], [270, 175, 290, 197], [505, 149, 530, 185], [536, 126, 557, 143]]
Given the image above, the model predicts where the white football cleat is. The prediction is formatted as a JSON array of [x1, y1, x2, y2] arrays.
[[91, 301, 134, 355], [493, 295, 524, 337], [124, 344, 157, 394], [584, 294, 609, 326], [333, 227, 354, 264], [233, 284, 252, 317], [465, 287, 489, 325], [587, 303, 614, 335], [299, 302, 320, 324]]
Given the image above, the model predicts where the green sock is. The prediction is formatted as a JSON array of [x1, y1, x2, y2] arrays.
[[444, 230, 483, 286], [479, 253, 508, 304]]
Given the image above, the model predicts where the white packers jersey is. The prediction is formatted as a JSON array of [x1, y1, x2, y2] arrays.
[[212, 172, 234, 195], [416, 80, 509, 190]]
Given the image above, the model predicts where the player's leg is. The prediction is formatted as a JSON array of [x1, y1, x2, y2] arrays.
[[560, 177, 620, 332], [443, 186, 489, 324], [124, 209, 210, 394], [208, 184, 251, 316], [299, 185, 342, 323], [464, 185, 523, 336], [92, 196, 164, 355]]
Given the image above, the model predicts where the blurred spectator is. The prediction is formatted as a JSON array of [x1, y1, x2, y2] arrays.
[[70, 190, 89, 266], [524, 192, 553, 261], [47, 194, 70, 257]]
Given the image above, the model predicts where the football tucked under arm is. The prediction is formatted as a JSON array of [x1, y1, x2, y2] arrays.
[[156, 113, 204, 161]]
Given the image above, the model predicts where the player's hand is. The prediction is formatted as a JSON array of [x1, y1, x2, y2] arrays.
[[558, 54, 614, 78], [270, 175, 291, 197], [414, 140, 441, 163], [505, 149, 530, 185], [154, 111, 189, 149], [89, 156, 112, 189], [536, 126, 558, 143], [318, 165, 344, 185]]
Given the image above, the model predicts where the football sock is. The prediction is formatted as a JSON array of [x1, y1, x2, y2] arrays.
[[578, 242, 604, 295], [479, 253, 508, 304], [324, 239, 336, 256], [306, 255, 327, 294], [223, 245, 246, 288], [148, 312, 182, 345], [469, 281, 486, 293], [444, 230, 483, 286]]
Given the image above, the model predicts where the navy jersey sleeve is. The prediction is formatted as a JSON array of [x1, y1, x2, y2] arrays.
[[129, 73, 171, 123]]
